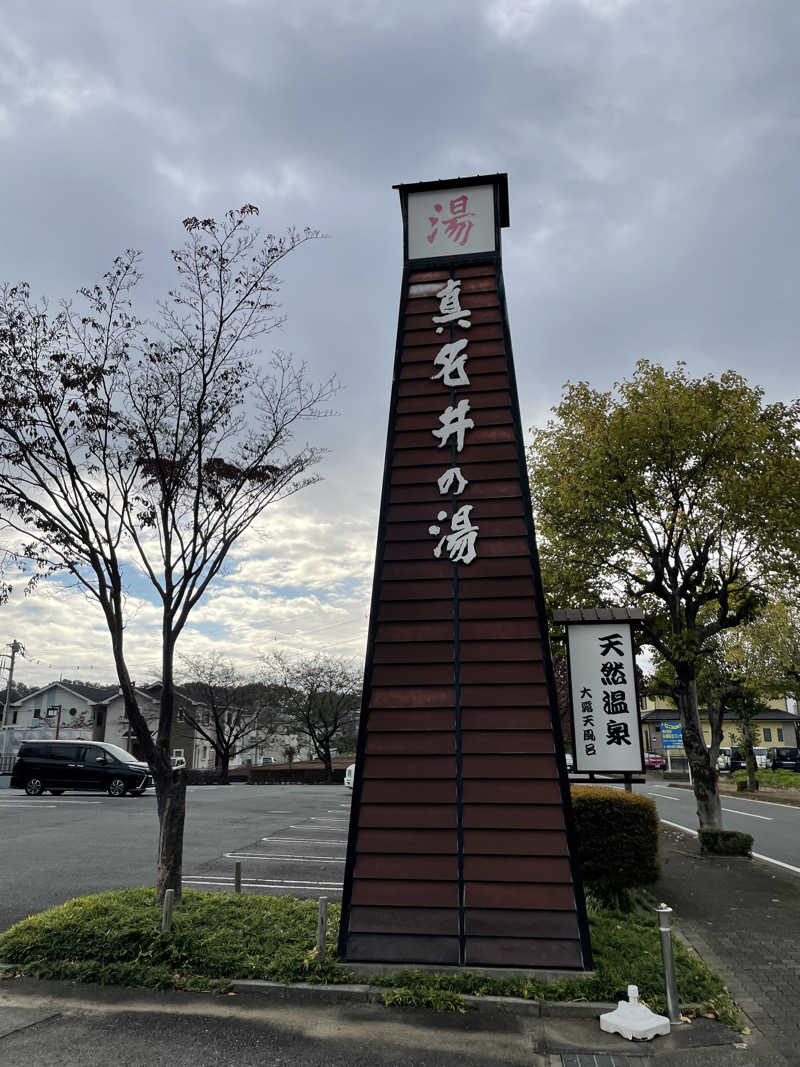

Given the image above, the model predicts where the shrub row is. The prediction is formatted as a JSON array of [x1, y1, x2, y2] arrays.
[[570, 786, 660, 900], [699, 829, 753, 857], [248, 765, 346, 785]]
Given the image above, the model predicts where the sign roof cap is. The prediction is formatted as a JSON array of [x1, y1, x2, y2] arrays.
[[393, 173, 509, 228], [552, 607, 644, 623]]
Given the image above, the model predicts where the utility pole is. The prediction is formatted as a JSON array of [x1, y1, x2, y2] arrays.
[[1, 639, 24, 765]]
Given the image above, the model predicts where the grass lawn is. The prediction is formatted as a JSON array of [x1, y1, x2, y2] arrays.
[[0, 889, 738, 1024], [731, 769, 800, 789]]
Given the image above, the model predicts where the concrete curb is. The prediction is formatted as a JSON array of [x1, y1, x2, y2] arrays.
[[229, 978, 613, 1018], [1, 968, 613, 1020]]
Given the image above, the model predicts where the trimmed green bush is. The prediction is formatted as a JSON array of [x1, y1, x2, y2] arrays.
[[570, 787, 660, 902], [699, 829, 753, 857]]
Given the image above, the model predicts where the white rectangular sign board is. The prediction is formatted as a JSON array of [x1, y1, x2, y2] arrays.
[[567, 622, 644, 774], [407, 184, 497, 260]]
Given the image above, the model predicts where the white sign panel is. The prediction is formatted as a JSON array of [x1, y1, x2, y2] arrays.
[[407, 184, 496, 260], [567, 623, 643, 774]]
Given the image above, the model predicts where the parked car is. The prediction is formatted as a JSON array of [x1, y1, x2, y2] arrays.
[[564, 752, 574, 772], [643, 752, 666, 769], [717, 747, 732, 771], [730, 747, 770, 772], [171, 755, 186, 770], [260, 756, 275, 765], [10, 739, 152, 797], [770, 747, 800, 772], [344, 763, 355, 789]]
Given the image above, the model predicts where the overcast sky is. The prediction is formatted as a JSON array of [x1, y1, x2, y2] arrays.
[[2, 0, 799, 688]]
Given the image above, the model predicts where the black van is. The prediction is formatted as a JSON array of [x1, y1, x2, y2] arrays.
[[10, 740, 152, 797]]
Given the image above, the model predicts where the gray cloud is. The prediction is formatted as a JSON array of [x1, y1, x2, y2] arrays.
[[2, 0, 798, 680]]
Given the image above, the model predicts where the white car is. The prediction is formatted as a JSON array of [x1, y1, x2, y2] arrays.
[[564, 752, 574, 772], [171, 755, 186, 770], [344, 763, 355, 789]]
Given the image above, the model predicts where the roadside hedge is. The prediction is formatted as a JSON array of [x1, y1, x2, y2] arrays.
[[248, 765, 346, 785], [570, 787, 660, 901], [699, 829, 753, 857]]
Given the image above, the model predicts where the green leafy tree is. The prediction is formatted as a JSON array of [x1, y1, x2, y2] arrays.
[[529, 361, 800, 829], [0, 207, 334, 899]]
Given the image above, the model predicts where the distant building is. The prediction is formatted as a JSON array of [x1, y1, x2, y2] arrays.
[[640, 695, 799, 754], [5, 681, 212, 769]]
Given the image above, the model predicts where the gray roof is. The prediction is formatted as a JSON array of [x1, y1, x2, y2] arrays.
[[642, 707, 798, 723], [552, 607, 644, 623], [10, 681, 118, 707]]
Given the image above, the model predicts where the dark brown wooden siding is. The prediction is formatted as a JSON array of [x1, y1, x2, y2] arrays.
[[340, 259, 590, 970]]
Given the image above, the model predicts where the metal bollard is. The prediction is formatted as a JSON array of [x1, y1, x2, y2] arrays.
[[316, 896, 329, 956], [234, 861, 242, 894], [161, 888, 175, 933], [657, 903, 681, 1024]]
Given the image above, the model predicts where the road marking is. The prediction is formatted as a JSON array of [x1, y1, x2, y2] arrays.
[[660, 819, 698, 836], [0, 798, 101, 805], [224, 853, 345, 863], [290, 823, 348, 829], [0, 801, 57, 807], [659, 818, 800, 877], [183, 878, 343, 890], [262, 837, 349, 846], [658, 788, 800, 813], [646, 792, 682, 801], [722, 807, 772, 821], [266, 810, 290, 813], [752, 853, 800, 875], [289, 825, 348, 832]]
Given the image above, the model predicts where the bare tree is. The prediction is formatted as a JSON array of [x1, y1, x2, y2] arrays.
[[0, 206, 335, 899], [263, 652, 361, 780], [179, 653, 276, 782]]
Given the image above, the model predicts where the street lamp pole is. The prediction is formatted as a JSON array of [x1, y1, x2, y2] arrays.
[[1, 640, 23, 766]]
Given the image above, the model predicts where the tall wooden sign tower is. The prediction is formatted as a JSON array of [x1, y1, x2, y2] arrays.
[[339, 175, 592, 970]]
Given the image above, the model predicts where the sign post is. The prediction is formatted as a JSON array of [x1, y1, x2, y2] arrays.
[[338, 175, 592, 971]]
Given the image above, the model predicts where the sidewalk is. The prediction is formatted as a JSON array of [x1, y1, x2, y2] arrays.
[[0, 977, 764, 1066], [656, 824, 800, 1065]]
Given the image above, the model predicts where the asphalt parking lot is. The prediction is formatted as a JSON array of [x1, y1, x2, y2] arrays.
[[0, 783, 350, 930]]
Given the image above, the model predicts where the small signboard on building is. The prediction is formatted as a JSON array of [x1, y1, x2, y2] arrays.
[[559, 613, 645, 775], [661, 722, 684, 750]]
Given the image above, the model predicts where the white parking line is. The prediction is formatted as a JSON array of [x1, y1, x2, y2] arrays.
[[289, 825, 347, 832], [225, 853, 344, 863], [646, 792, 682, 801], [266, 810, 290, 814], [722, 807, 772, 821], [0, 798, 102, 805], [183, 878, 343, 890], [263, 837, 349, 846]]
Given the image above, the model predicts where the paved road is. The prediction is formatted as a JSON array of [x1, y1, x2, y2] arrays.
[[620, 778, 800, 873], [0, 784, 349, 931]]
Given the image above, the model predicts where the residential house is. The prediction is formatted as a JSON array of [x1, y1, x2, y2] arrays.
[[5, 681, 212, 770]]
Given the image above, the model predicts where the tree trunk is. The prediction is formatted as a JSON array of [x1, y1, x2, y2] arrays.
[[155, 767, 186, 902], [153, 631, 187, 902], [215, 749, 230, 785], [742, 712, 758, 791], [677, 669, 723, 830]]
